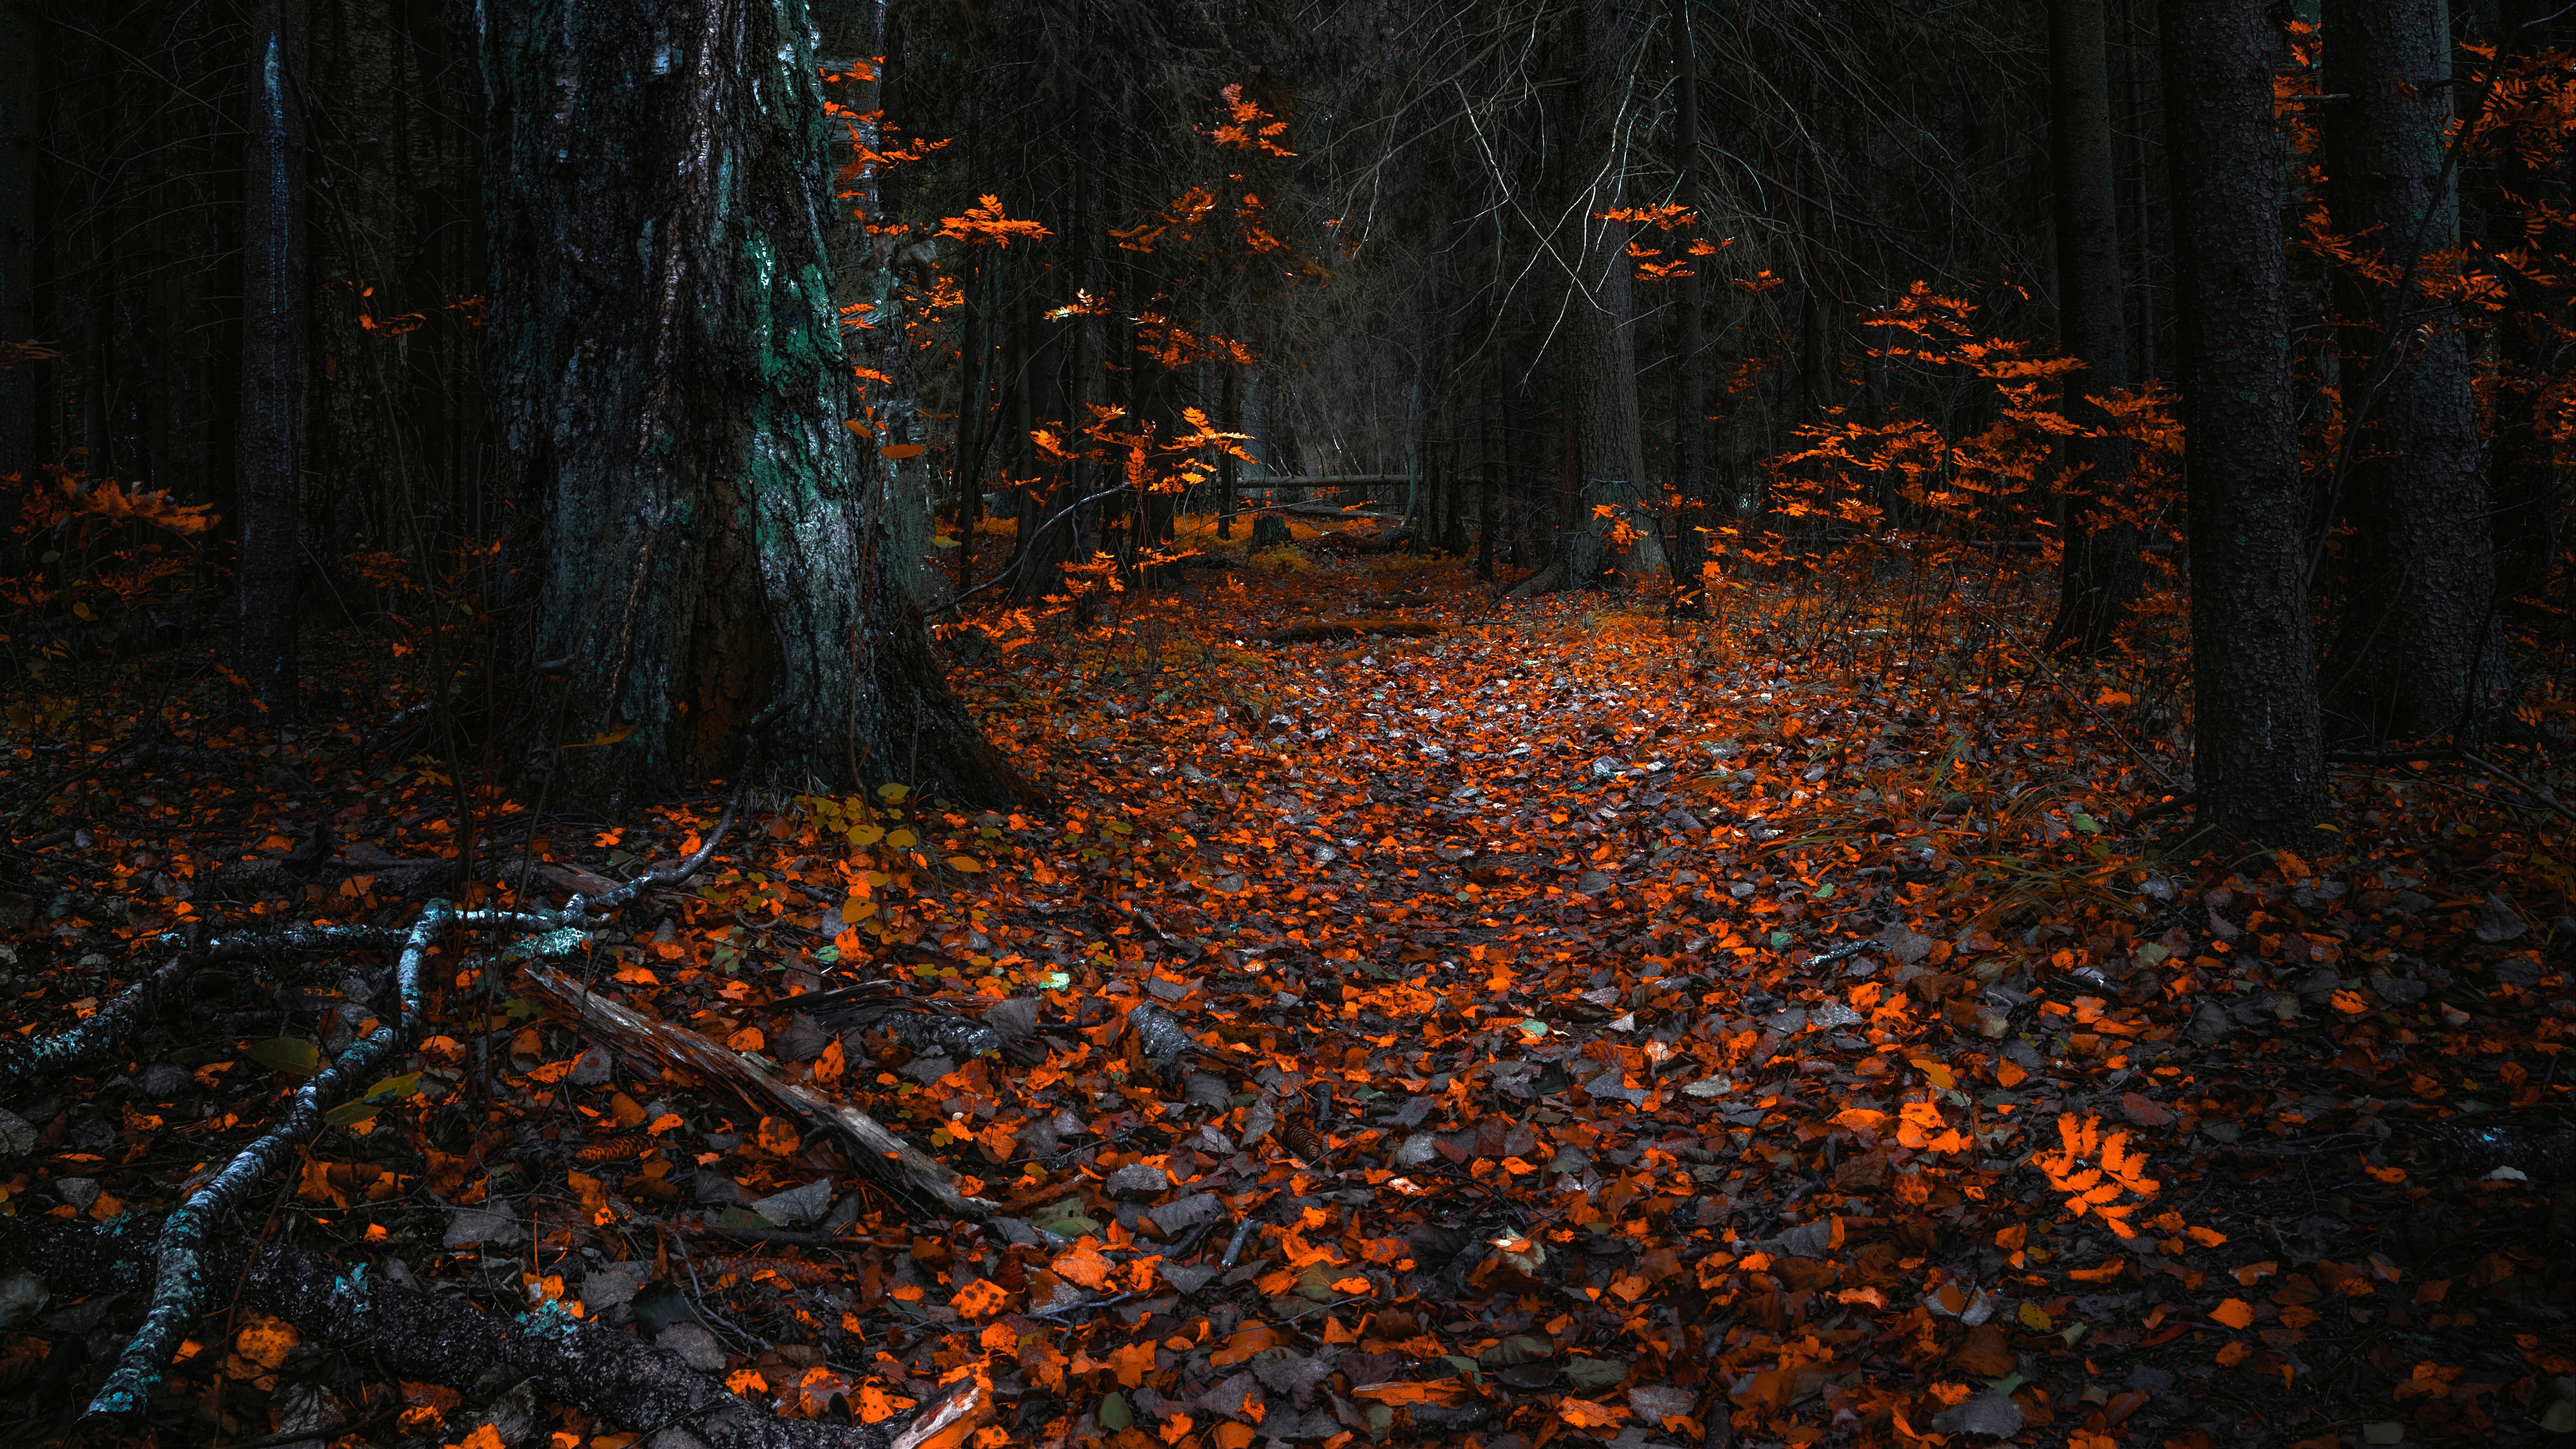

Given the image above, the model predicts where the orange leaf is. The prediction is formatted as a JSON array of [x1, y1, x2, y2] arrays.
[[1558, 1397, 1624, 1428], [2209, 1298, 2256, 1330], [1052, 1241, 1115, 1289]]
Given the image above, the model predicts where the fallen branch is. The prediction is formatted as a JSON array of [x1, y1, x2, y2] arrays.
[[522, 964, 997, 1222], [0, 1216, 981, 1449], [1267, 618, 1444, 644]]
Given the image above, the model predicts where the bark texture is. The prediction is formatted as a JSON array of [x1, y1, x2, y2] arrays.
[[237, 0, 311, 721], [1551, 0, 1668, 592], [2164, 0, 2327, 837], [2043, 0, 2141, 655], [0, 0, 36, 478], [2319, 0, 2495, 742], [481, 0, 1016, 809]]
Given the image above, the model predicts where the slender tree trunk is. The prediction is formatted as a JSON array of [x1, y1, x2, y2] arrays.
[[953, 251, 986, 594], [0, 0, 38, 481], [481, 0, 1015, 809], [2164, 0, 2326, 838], [1668, 0, 1709, 618], [2043, 0, 2142, 654], [2318, 0, 2494, 742], [1550, 0, 1667, 592], [238, 0, 309, 725], [1218, 364, 1238, 540]]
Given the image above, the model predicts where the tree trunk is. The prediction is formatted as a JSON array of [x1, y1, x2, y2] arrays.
[[1550, 0, 1668, 592], [1667, 0, 1709, 619], [2164, 0, 2327, 838], [0, 0, 38, 481], [481, 0, 1016, 810], [238, 0, 310, 725], [2318, 0, 2494, 743], [2043, 0, 2142, 655], [1218, 364, 1238, 539]]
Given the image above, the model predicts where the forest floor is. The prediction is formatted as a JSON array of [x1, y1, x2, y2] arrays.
[[2, 542, 2572, 1449]]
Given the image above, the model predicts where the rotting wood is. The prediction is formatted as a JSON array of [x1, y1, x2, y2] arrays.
[[522, 964, 997, 1222]]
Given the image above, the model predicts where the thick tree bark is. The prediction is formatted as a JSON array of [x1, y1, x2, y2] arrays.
[[2043, 0, 2142, 655], [238, 0, 310, 723], [2164, 0, 2327, 838], [1550, 0, 1668, 592], [1667, 0, 1709, 619], [2318, 0, 2495, 743], [481, 0, 1017, 809]]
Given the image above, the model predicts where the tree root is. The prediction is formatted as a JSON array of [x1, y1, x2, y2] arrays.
[[0, 1216, 982, 1449]]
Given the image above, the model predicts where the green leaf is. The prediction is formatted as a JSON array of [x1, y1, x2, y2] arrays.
[[247, 1037, 321, 1076], [2072, 813, 2101, 834], [503, 998, 541, 1021], [1813, 881, 1835, 898], [1477, 1334, 1556, 1368], [363, 1071, 421, 1102], [1097, 1393, 1132, 1431], [322, 1099, 382, 1128], [1560, 1357, 1629, 1390], [876, 782, 910, 803]]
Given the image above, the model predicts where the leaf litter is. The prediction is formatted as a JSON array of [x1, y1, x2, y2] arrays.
[[0, 546, 2571, 1449]]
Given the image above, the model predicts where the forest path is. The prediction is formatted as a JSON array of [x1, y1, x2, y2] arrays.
[[921, 551, 2568, 1447], [0, 554, 2561, 1449]]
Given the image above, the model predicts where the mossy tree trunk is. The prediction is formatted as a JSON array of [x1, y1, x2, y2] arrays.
[[480, 0, 1015, 810]]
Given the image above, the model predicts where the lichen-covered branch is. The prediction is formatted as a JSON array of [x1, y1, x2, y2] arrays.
[[75, 793, 750, 1421], [0, 922, 408, 1098], [1, 1216, 981, 1449], [83, 900, 452, 1419]]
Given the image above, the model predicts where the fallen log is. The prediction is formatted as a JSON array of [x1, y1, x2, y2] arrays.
[[0, 1215, 981, 1449], [1266, 618, 1445, 644], [521, 965, 997, 1222]]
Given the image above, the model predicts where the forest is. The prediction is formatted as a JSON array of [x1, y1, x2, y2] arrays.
[[1, 0, 2573, 1446]]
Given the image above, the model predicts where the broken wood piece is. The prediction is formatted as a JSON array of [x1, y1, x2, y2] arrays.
[[522, 965, 995, 1221]]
